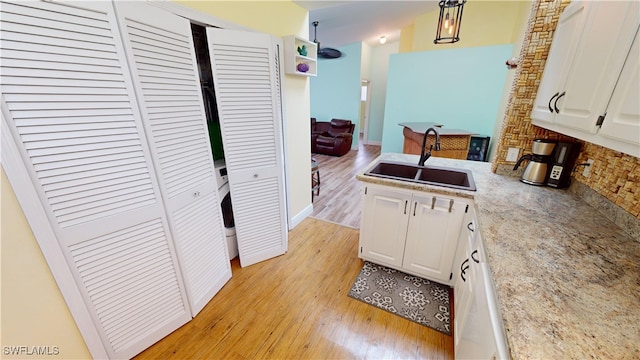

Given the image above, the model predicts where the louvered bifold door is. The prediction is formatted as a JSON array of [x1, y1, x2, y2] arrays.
[[0, 1, 191, 358], [206, 28, 288, 267], [112, 1, 231, 317]]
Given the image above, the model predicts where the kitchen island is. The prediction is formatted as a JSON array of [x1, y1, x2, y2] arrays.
[[399, 122, 474, 160], [356, 153, 640, 359]]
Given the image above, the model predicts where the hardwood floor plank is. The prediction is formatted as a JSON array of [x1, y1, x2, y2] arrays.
[[310, 141, 381, 229], [135, 216, 453, 360]]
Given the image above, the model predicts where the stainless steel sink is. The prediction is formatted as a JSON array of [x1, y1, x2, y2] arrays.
[[365, 160, 476, 191]]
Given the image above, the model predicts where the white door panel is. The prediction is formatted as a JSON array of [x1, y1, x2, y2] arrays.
[[530, 1, 588, 123], [207, 28, 288, 267], [359, 186, 410, 268], [113, 1, 231, 316], [599, 28, 640, 154], [0, 1, 191, 358], [403, 195, 466, 282], [555, 1, 640, 133]]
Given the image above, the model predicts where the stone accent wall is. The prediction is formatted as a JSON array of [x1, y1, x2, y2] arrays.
[[493, 0, 640, 223]]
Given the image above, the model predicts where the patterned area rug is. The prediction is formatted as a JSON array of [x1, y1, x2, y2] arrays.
[[348, 261, 451, 335]]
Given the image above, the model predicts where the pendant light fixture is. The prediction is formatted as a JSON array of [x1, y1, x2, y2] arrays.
[[434, 0, 466, 44]]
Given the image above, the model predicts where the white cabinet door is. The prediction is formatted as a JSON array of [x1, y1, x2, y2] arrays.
[[553, 1, 640, 133], [359, 185, 411, 268], [0, 1, 191, 358], [403, 194, 467, 283], [207, 28, 288, 267], [598, 28, 640, 155], [455, 213, 510, 359], [453, 211, 474, 348], [531, 1, 588, 124], [531, 0, 640, 157], [113, 1, 231, 317]]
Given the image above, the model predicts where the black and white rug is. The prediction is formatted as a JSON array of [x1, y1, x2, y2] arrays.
[[348, 261, 451, 335]]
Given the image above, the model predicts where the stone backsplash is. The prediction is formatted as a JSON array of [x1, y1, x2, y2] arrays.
[[493, 0, 640, 232]]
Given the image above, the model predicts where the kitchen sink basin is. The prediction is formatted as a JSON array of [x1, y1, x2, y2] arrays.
[[365, 161, 421, 180], [365, 160, 476, 191]]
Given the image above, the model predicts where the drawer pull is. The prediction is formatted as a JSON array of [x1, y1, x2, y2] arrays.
[[448, 199, 454, 213], [460, 259, 470, 281], [554, 91, 566, 113], [548, 92, 559, 113], [431, 196, 436, 210], [471, 249, 480, 263]]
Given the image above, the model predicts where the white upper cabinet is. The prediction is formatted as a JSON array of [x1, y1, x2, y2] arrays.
[[531, 1, 588, 124], [531, 0, 640, 157], [598, 30, 640, 148]]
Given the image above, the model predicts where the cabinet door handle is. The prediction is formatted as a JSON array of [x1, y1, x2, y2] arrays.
[[461, 259, 470, 281], [554, 91, 566, 113], [448, 199, 454, 213], [404, 200, 407, 214], [548, 92, 559, 113], [431, 196, 436, 210], [471, 249, 480, 263], [467, 222, 474, 232], [413, 202, 417, 216]]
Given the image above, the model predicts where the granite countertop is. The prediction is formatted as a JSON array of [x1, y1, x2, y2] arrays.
[[357, 153, 640, 359], [399, 122, 474, 135]]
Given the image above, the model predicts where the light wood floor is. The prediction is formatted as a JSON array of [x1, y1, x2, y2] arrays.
[[135, 217, 453, 359], [310, 140, 381, 229]]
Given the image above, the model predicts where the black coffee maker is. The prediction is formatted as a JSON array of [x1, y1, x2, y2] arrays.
[[547, 141, 581, 188]]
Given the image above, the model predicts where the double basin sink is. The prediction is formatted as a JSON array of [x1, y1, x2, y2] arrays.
[[365, 160, 476, 191]]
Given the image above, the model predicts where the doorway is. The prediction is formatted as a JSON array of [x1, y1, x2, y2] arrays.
[[360, 80, 371, 144]]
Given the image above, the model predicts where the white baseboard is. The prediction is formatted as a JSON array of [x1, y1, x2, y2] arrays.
[[289, 203, 313, 230]]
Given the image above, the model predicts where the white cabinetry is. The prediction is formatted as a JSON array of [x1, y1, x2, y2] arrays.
[[403, 193, 468, 281], [283, 35, 317, 77], [359, 183, 469, 284], [454, 209, 510, 360], [453, 211, 475, 347], [359, 186, 411, 268], [598, 32, 640, 146], [531, 0, 640, 157]]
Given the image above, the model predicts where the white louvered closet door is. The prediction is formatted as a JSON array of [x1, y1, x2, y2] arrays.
[[0, 1, 191, 358], [206, 28, 288, 267], [113, 1, 231, 317]]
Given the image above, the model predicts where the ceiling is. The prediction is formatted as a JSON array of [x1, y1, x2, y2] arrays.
[[293, 1, 440, 48]]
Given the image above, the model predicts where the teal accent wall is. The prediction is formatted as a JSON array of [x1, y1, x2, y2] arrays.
[[310, 42, 362, 148], [381, 44, 513, 153], [367, 42, 399, 143]]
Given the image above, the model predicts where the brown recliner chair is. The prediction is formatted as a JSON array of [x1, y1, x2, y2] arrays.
[[311, 118, 355, 156]]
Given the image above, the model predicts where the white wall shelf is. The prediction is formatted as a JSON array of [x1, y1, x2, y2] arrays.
[[283, 35, 317, 77]]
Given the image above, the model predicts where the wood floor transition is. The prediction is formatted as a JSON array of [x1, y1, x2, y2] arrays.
[[135, 143, 453, 359]]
